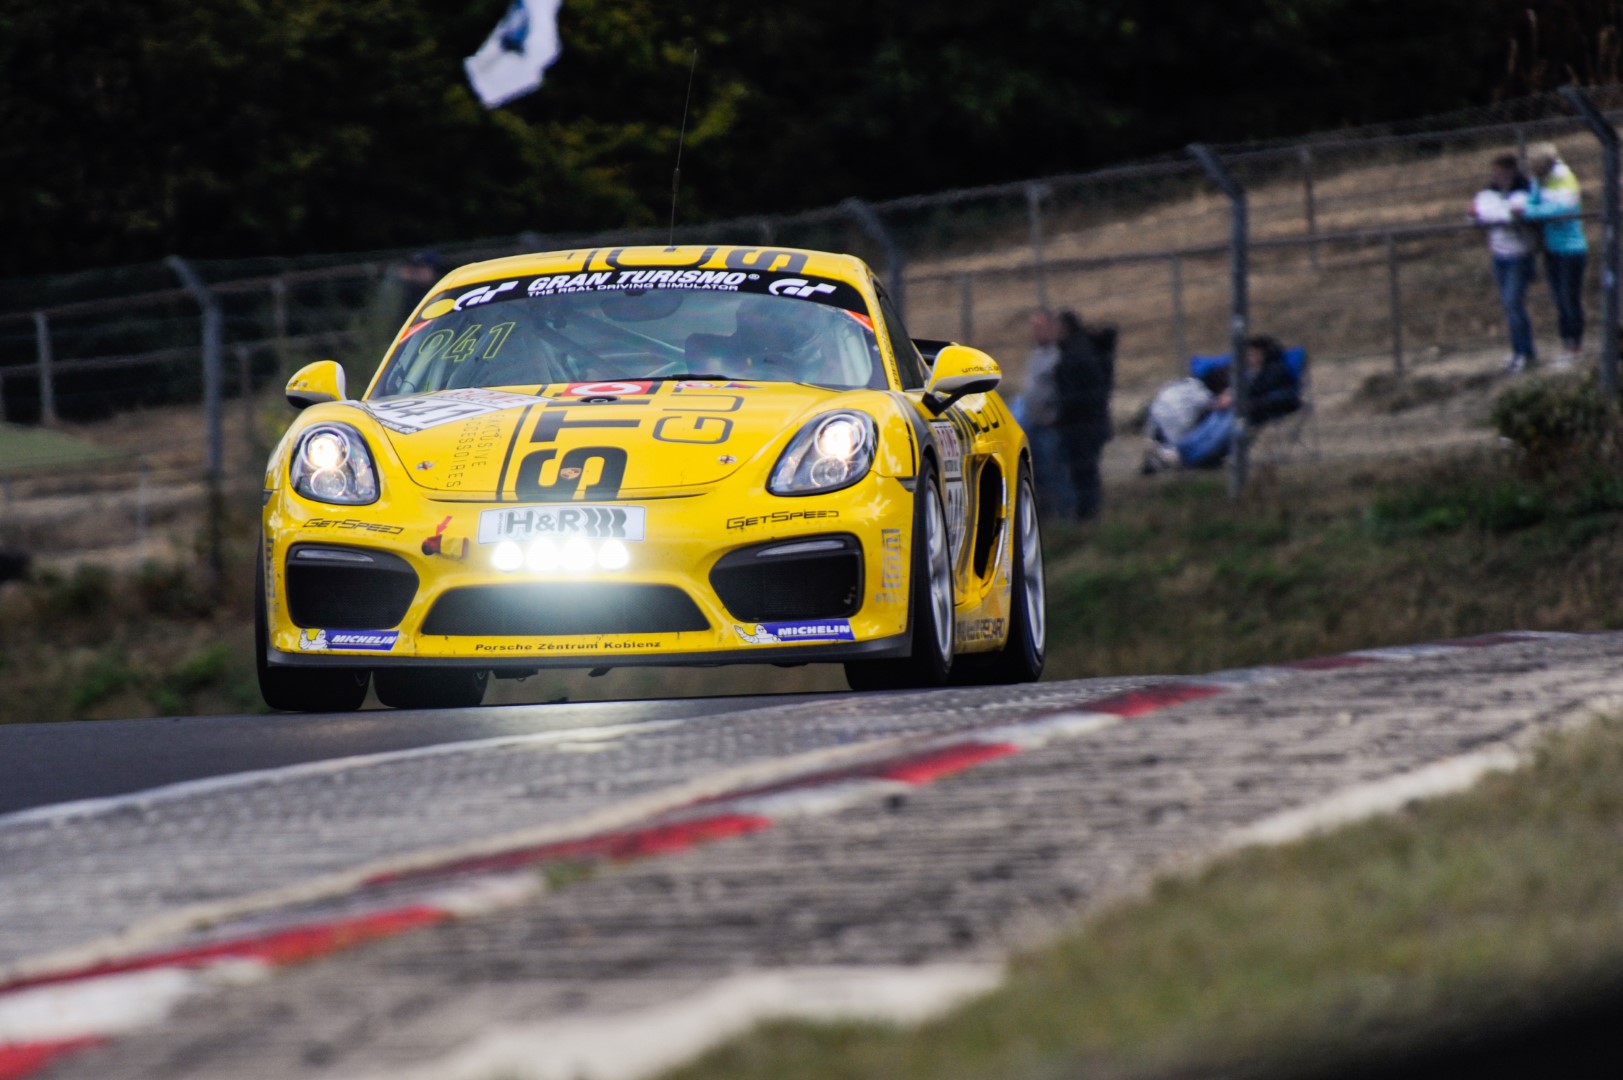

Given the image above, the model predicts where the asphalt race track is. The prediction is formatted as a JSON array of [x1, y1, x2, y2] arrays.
[[0, 693, 841, 817], [4, 631, 1623, 1080]]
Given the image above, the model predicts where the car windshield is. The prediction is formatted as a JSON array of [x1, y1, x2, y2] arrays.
[[374, 271, 886, 397]]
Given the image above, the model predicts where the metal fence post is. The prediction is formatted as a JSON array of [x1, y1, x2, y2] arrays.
[[1189, 144, 1250, 499], [33, 312, 58, 426], [1561, 86, 1620, 399], [958, 273, 975, 344], [271, 275, 290, 379], [236, 343, 259, 461], [166, 255, 226, 579], [1026, 182, 1051, 310], [1386, 235, 1406, 374], [1300, 146, 1320, 270], [842, 197, 906, 317], [1168, 253, 1188, 362]]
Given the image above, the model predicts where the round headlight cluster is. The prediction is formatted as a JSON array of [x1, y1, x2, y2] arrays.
[[290, 424, 378, 505], [769, 411, 877, 496]]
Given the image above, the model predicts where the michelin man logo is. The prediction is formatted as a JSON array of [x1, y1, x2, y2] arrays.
[[298, 628, 329, 652], [735, 624, 781, 645]]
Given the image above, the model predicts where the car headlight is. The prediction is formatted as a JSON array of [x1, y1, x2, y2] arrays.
[[768, 412, 877, 496], [290, 424, 379, 505]]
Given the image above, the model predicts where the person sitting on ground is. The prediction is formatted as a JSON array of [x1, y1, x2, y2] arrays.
[[1154, 336, 1303, 471], [1140, 366, 1221, 474]]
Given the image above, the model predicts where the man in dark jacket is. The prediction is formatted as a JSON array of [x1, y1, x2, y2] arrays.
[[1053, 310, 1117, 521]]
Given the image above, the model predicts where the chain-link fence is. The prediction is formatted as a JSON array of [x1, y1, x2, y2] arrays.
[[4, 87, 1621, 562]]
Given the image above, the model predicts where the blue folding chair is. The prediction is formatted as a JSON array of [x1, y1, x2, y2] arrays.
[[1187, 347, 1318, 463]]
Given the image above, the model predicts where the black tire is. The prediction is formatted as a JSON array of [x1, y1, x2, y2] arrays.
[[952, 465, 1046, 685], [255, 542, 370, 713], [845, 459, 955, 691], [373, 667, 489, 710]]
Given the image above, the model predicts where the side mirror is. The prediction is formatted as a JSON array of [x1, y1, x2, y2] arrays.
[[286, 361, 347, 410], [922, 345, 1001, 416]]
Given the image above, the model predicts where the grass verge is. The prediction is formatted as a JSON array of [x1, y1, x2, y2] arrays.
[[0, 421, 113, 477], [660, 712, 1623, 1080], [1041, 441, 1623, 677]]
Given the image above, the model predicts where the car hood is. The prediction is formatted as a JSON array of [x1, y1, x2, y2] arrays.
[[351, 381, 849, 499]]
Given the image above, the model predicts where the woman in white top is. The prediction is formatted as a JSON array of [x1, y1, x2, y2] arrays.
[[1471, 153, 1537, 372]]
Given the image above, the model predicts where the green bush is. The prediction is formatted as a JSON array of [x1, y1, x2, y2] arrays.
[[71, 654, 133, 713], [38, 565, 113, 619], [1490, 375, 1618, 468]]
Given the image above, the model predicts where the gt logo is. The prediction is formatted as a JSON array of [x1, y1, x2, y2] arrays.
[[454, 281, 519, 310], [768, 278, 837, 299]]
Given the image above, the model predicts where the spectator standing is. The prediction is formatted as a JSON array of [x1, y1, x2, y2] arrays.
[[1519, 143, 1589, 368], [1471, 153, 1536, 373], [1011, 310, 1075, 518], [1053, 310, 1116, 521]]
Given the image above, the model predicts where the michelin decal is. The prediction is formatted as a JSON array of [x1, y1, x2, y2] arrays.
[[298, 628, 400, 652], [735, 620, 855, 645]]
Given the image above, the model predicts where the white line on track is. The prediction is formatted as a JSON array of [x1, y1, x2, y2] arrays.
[[1223, 746, 1524, 849], [0, 719, 684, 831], [340, 964, 1003, 1080]]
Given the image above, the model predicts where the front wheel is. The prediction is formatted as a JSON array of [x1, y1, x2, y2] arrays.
[[953, 465, 1046, 685], [373, 667, 489, 710], [845, 461, 955, 690]]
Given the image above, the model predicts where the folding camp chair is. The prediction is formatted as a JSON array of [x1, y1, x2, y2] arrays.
[[1187, 347, 1319, 465]]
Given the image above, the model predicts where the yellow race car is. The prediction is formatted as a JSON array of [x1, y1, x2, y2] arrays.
[[258, 245, 1045, 710]]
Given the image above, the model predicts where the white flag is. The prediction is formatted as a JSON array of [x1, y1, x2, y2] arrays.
[[464, 0, 564, 109]]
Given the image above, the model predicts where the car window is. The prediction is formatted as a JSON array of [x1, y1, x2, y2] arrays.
[[375, 270, 887, 397], [876, 290, 928, 389]]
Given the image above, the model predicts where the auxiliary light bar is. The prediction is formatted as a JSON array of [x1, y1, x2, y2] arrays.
[[490, 538, 631, 574]]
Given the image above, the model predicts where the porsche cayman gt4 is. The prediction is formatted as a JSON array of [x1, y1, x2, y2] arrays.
[[257, 245, 1046, 711]]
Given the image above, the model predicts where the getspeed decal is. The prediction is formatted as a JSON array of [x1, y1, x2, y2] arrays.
[[726, 508, 840, 530], [734, 620, 855, 645], [305, 518, 405, 535]]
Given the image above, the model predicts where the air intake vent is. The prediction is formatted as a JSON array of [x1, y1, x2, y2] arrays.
[[285, 544, 418, 628], [421, 584, 709, 636], [709, 534, 863, 622]]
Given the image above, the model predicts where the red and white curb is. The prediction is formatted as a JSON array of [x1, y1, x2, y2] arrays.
[[0, 631, 1575, 1079]]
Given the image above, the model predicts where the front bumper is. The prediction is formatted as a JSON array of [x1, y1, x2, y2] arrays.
[[263, 473, 916, 670]]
